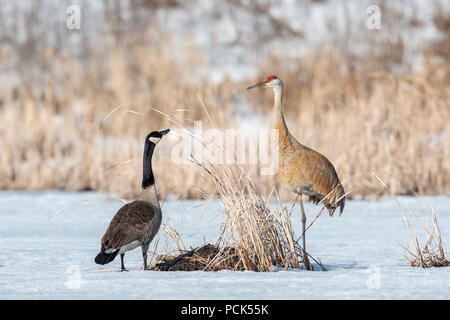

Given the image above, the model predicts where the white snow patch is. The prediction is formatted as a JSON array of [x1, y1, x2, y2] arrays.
[[0, 191, 449, 299]]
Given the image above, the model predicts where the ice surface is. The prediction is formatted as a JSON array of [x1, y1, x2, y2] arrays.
[[0, 191, 449, 299]]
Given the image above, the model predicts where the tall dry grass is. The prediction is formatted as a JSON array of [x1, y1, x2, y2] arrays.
[[149, 143, 324, 271], [372, 172, 449, 268], [403, 211, 449, 268], [193, 158, 313, 271], [0, 27, 233, 199], [0, 3, 449, 200], [1, 45, 449, 200]]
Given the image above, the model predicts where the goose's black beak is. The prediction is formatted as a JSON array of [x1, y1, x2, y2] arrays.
[[160, 129, 170, 136]]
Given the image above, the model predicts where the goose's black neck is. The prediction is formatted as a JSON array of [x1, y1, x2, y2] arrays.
[[142, 141, 155, 189]]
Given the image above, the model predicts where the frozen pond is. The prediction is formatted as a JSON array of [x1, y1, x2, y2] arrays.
[[0, 191, 449, 299]]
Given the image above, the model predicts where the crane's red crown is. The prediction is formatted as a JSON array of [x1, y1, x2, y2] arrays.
[[266, 75, 278, 81]]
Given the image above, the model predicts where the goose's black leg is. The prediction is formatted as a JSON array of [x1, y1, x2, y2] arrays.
[[120, 254, 127, 271], [143, 253, 148, 270], [142, 244, 149, 270]]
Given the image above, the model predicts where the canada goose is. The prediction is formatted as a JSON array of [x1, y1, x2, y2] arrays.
[[95, 129, 170, 271]]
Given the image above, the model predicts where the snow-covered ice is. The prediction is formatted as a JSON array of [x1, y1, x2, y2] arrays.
[[0, 191, 449, 299]]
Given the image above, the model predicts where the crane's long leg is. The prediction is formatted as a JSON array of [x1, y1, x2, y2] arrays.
[[299, 196, 311, 269]]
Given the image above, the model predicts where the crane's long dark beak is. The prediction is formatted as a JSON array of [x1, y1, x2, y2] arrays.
[[160, 129, 170, 136], [246, 80, 267, 90]]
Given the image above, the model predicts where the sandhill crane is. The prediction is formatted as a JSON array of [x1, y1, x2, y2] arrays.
[[95, 129, 170, 271], [247, 75, 345, 268]]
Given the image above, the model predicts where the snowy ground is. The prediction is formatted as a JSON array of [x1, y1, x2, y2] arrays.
[[0, 191, 449, 299]]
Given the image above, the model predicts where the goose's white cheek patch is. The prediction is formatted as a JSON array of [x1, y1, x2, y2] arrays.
[[149, 137, 161, 144]]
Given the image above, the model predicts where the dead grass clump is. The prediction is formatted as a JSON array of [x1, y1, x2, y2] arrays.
[[403, 212, 450, 268], [146, 116, 323, 272], [189, 154, 324, 272], [372, 172, 449, 268]]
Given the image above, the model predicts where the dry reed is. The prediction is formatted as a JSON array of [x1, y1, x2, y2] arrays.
[[195, 159, 310, 271], [150, 124, 325, 271], [372, 172, 449, 268], [401, 204, 449, 268], [138, 113, 324, 272], [0, 5, 449, 200]]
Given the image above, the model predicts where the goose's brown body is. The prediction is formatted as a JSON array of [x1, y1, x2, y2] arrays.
[[100, 200, 162, 255]]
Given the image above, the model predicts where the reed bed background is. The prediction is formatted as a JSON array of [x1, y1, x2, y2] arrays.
[[0, 1, 449, 201]]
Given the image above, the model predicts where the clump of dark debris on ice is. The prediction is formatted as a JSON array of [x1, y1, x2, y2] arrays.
[[152, 244, 243, 271]]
